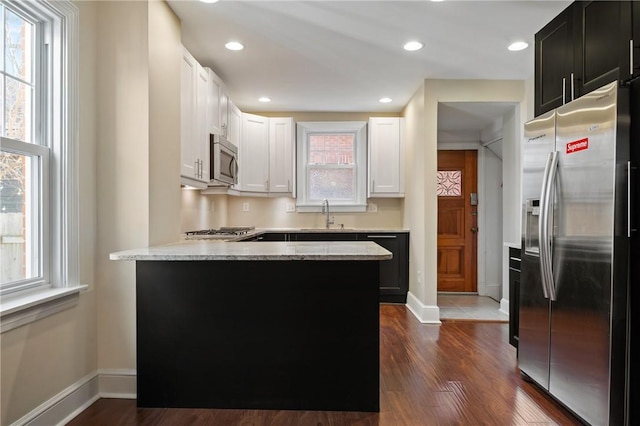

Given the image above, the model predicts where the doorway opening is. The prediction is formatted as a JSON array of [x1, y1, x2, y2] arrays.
[[436, 101, 517, 320]]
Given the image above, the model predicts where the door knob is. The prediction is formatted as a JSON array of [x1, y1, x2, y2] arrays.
[[471, 227, 478, 233]]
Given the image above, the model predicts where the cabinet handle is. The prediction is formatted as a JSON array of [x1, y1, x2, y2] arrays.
[[562, 77, 566, 105], [266, 179, 269, 191], [287, 179, 290, 192], [194, 160, 199, 178], [366, 235, 397, 239], [631, 40, 635, 76], [570, 73, 574, 101]]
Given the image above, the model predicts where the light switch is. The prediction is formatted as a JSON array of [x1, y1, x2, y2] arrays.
[[243, 202, 250, 212]]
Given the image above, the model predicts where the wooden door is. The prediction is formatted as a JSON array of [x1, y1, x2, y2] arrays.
[[437, 150, 477, 292]]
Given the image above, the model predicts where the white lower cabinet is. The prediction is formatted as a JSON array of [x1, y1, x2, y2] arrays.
[[368, 117, 405, 197], [238, 114, 294, 195]]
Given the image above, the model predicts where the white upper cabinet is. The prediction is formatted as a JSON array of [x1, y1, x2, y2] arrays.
[[220, 90, 230, 138], [207, 69, 222, 135], [195, 63, 210, 181], [227, 100, 242, 148], [269, 117, 294, 194], [368, 117, 405, 197], [238, 114, 295, 195], [239, 113, 270, 192], [180, 46, 209, 187]]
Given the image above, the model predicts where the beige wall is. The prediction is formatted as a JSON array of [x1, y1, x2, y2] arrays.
[[0, 1, 99, 424], [148, 0, 182, 246], [225, 196, 403, 230], [401, 82, 426, 302], [96, 0, 150, 372], [96, 0, 182, 371]]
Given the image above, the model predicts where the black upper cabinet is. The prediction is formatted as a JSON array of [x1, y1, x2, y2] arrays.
[[634, 1, 640, 74], [535, 1, 632, 117], [573, 1, 631, 96], [535, 4, 574, 117]]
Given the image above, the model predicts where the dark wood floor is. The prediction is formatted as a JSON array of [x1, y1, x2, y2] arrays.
[[67, 305, 581, 426]]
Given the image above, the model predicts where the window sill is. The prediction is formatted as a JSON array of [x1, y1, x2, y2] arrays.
[[0, 285, 88, 333]]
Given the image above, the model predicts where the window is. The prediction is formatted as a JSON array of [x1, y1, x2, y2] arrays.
[[0, 0, 79, 306], [296, 121, 367, 212]]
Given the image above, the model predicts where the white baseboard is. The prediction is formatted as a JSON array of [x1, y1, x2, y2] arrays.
[[500, 298, 510, 317], [9, 370, 137, 426], [98, 369, 137, 399], [405, 291, 441, 324], [11, 372, 99, 426]]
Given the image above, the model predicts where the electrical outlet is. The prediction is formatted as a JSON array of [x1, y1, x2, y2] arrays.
[[367, 203, 378, 213], [243, 202, 250, 212], [286, 202, 296, 212]]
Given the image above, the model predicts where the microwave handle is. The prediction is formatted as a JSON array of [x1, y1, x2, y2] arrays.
[[230, 156, 238, 180]]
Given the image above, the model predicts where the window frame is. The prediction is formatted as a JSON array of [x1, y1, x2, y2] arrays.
[[0, 0, 82, 333], [296, 121, 367, 213]]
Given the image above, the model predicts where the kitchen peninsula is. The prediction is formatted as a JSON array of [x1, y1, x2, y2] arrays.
[[110, 240, 391, 412]]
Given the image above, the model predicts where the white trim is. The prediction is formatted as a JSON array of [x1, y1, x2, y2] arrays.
[[8, 370, 138, 426], [9, 372, 99, 426], [1, 0, 80, 297], [98, 369, 137, 399], [296, 121, 367, 211], [0, 285, 87, 333], [500, 298, 510, 317], [405, 291, 441, 324]]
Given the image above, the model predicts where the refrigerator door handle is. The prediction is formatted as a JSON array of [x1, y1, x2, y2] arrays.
[[539, 151, 559, 300], [629, 161, 633, 238]]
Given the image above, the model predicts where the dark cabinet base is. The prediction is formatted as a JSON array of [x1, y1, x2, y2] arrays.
[[259, 232, 409, 303], [509, 247, 521, 351], [136, 260, 380, 412]]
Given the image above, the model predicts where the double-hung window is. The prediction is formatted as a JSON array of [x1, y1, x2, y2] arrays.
[[0, 0, 79, 329], [296, 121, 367, 212]]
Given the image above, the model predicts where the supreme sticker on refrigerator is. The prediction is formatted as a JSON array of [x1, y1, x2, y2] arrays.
[[566, 138, 589, 154]]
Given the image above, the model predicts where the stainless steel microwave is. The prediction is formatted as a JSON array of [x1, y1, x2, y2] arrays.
[[210, 134, 238, 186]]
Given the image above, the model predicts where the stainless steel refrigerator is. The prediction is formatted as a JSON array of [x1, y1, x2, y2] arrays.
[[520, 81, 634, 426]]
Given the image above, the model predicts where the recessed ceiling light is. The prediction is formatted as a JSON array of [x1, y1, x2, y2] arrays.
[[225, 41, 244, 51], [200, 0, 219, 3], [508, 41, 528, 51], [431, 0, 445, 2], [379, 97, 392, 103], [403, 41, 424, 52], [258, 97, 271, 103]]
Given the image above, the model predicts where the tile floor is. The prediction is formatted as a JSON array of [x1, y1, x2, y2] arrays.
[[438, 293, 509, 321]]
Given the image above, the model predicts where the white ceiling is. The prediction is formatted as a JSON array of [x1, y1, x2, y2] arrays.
[[167, 0, 570, 114]]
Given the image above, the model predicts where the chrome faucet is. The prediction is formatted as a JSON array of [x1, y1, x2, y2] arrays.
[[322, 199, 335, 229]]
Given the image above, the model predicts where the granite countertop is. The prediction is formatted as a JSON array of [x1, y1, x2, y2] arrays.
[[110, 240, 393, 261], [259, 228, 410, 233]]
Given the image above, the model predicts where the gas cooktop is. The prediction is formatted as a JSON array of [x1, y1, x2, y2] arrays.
[[185, 226, 255, 240]]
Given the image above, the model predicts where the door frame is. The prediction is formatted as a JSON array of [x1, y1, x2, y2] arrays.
[[437, 143, 501, 299]]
